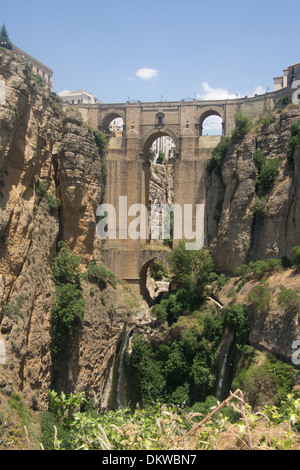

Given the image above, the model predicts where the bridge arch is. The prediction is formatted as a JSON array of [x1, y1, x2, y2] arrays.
[[142, 127, 179, 157], [139, 251, 171, 303], [198, 107, 224, 136], [100, 109, 126, 134]]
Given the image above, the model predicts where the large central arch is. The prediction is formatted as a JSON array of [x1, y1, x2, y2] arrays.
[[142, 127, 179, 157]]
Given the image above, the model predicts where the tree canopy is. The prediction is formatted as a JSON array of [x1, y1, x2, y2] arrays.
[[0, 23, 13, 50]]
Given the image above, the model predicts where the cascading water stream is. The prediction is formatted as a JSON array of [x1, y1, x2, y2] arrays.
[[216, 331, 234, 401], [116, 327, 133, 409], [216, 351, 229, 401]]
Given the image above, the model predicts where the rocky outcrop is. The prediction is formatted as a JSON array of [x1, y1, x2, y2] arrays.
[[0, 49, 148, 409], [206, 106, 300, 274], [217, 268, 300, 365]]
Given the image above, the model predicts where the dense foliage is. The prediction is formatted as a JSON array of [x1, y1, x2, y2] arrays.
[[39, 389, 300, 450], [51, 242, 85, 355]]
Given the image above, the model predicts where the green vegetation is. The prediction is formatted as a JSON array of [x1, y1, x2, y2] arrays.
[[292, 246, 300, 268], [156, 150, 165, 164], [206, 136, 231, 173], [253, 149, 266, 173], [46, 193, 62, 214], [253, 147, 281, 192], [51, 242, 85, 355], [38, 388, 300, 450], [231, 112, 253, 142], [0, 23, 12, 50], [87, 261, 117, 288], [34, 179, 62, 214], [206, 113, 253, 173], [257, 157, 280, 191], [129, 243, 246, 407], [232, 348, 296, 409], [2, 294, 27, 321], [247, 279, 272, 314], [149, 259, 170, 281], [287, 120, 300, 169], [277, 285, 300, 314], [253, 195, 266, 218]]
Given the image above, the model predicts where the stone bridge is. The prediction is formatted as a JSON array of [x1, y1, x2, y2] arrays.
[[73, 88, 289, 298]]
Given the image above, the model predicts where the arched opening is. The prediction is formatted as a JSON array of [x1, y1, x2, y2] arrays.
[[143, 131, 177, 248], [199, 111, 223, 136], [140, 258, 171, 305], [101, 112, 124, 135], [149, 135, 176, 165]]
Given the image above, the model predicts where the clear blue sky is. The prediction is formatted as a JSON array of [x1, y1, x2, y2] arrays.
[[2, 0, 300, 104]]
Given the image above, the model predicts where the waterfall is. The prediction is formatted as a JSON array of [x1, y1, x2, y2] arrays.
[[216, 351, 229, 401], [116, 327, 133, 409], [216, 331, 234, 401]]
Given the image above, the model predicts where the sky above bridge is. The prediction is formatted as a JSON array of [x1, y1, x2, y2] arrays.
[[2, 0, 300, 130]]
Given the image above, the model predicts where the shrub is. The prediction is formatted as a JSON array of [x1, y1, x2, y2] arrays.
[[223, 304, 250, 347], [257, 157, 280, 191], [205, 136, 231, 173], [35, 180, 48, 196], [277, 285, 300, 314], [248, 260, 270, 279], [46, 194, 62, 214], [232, 350, 295, 408], [52, 283, 85, 335], [281, 96, 290, 107], [51, 242, 85, 355], [253, 150, 266, 173], [254, 195, 266, 218], [292, 246, 300, 268], [149, 259, 170, 281], [261, 114, 272, 128], [231, 113, 253, 142], [87, 262, 117, 288], [51, 241, 82, 285], [247, 279, 271, 314], [156, 151, 165, 164]]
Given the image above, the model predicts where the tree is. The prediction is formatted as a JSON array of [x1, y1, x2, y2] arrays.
[[0, 23, 12, 50], [231, 113, 253, 142], [168, 241, 216, 307]]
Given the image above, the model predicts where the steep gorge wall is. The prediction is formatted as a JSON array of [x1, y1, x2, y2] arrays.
[[206, 105, 300, 274], [0, 50, 148, 409]]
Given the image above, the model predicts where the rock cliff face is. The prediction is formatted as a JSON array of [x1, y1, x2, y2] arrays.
[[206, 106, 300, 274], [0, 50, 148, 409]]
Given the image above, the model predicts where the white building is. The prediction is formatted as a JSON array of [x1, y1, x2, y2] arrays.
[[151, 136, 176, 160], [58, 89, 101, 104]]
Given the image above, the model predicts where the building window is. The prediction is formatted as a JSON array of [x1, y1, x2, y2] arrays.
[[156, 112, 165, 126]]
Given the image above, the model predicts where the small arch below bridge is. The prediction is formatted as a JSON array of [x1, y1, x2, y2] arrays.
[[139, 249, 171, 304]]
